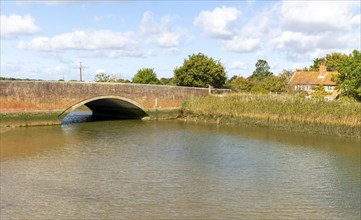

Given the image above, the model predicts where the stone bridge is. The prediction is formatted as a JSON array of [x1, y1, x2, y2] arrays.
[[0, 81, 228, 126]]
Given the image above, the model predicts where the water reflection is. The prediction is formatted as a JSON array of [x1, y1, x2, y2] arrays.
[[1, 120, 360, 219]]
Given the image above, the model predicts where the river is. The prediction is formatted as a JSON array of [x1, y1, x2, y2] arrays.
[[1, 115, 360, 219]]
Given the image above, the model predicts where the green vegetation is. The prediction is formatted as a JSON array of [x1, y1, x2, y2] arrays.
[[132, 68, 161, 84], [181, 94, 361, 138], [249, 59, 273, 79], [309, 50, 361, 101], [160, 77, 175, 86], [174, 52, 227, 88], [94, 72, 131, 83], [0, 77, 42, 81], [230, 60, 288, 94]]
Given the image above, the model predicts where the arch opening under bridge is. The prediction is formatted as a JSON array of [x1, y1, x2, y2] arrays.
[[58, 96, 148, 122]]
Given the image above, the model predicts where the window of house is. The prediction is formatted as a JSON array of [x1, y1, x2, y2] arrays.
[[325, 85, 334, 91], [305, 85, 312, 91], [295, 85, 302, 90]]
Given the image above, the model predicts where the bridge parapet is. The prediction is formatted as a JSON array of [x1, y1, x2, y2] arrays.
[[0, 81, 230, 126]]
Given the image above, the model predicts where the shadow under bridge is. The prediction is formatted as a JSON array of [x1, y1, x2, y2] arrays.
[[61, 96, 148, 120]]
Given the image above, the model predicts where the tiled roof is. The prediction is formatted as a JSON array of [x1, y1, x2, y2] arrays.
[[289, 71, 339, 85]]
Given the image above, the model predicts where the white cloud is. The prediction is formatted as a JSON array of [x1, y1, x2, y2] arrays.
[[1, 14, 40, 38], [350, 14, 361, 27], [223, 37, 260, 53], [193, 6, 241, 39], [140, 11, 190, 48], [14, 10, 191, 58], [280, 1, 358, 33], [17, 30, 138, 51], [210, 7, 273, 54], [106, 49, 156, 58], [272, 0, 360, 61]]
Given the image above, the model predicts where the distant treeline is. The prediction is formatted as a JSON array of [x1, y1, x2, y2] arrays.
[[0, 77, 43, 81]]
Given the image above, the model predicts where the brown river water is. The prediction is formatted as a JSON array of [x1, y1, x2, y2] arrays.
[[1, 113, 360, 219]]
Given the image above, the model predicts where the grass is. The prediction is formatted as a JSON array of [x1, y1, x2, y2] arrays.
[[181, 93, 361, 138]]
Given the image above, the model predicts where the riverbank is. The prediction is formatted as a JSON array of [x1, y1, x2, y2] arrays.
[[180, 94, 361, 139], [0, 108, 182, 128], [0, 112, 63, 128]]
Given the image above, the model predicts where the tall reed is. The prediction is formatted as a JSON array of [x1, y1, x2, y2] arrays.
[[182, 94, 361, 138]]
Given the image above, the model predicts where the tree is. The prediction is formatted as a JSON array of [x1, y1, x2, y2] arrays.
[[279, 69, 294, 81], [261, 75, 287, 93], [174, 53, 227, 88], [309, 58, 326, 71], [250, 59, 273, 79], [277, 69, 294, 92], [94, 72, 130, 83], [310, 50, 361, 101], [230, 76, 252, 92], [333, 50, 361, 101], [94, 72, 111, 82], [312, 84, 332, 99], [132, 68, 161, 84], [160, 77, 175, 86]]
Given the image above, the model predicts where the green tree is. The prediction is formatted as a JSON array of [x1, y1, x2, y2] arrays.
[[132, 68, 161, 84], [250, 59, 273, 79], [230, 76, 252, 92], [94, 72, 130, 83], [160, 77, 175, 86], [334, 50, 361, 101], [312, 84, 332, 99], [174, 53, 227, 88], [309, 58, 326, 71], [261, 75, 287, 93], [310, 50, 361, 101], [279, 69, 293, 81], [94, 72, 111, 82]]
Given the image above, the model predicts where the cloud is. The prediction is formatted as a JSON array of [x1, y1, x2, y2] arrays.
[[1, 14, 40, 38], [106, 49, 156, 58], [280, 1, 358, 33], [17, 30, 138, 51], [15, 10, 191, 59], [273, 0, 360, 61], [222, 12, 271, 53], [193, 6, 241, 39], [223, 37, 261, 53], [140, 11, 191, 48]]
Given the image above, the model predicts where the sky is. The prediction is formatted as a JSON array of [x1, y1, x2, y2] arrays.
[[1, 0, 360, 82]]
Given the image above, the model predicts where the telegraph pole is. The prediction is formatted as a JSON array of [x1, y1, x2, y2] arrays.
[[79, 62, 83, 82]]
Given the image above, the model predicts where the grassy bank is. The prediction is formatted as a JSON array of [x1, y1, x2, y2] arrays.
[[181, 94, 361, 138], [0, 112, 62, 127]]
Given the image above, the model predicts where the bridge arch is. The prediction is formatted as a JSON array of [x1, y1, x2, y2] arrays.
[[58, 96, 148, 120]]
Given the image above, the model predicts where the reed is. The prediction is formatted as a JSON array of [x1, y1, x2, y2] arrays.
[[181, 94, 361, 138]]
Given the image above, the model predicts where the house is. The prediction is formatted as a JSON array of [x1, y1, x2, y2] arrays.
[[289, 63, 340, 100]]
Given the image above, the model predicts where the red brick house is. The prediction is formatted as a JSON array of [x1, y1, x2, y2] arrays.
[[289, 63, 340, 100]]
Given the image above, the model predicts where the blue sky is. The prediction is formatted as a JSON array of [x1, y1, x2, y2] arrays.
[[1, 0, 360, 82]]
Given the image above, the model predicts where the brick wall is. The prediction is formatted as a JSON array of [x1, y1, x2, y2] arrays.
[[0, 81, 223, 114]]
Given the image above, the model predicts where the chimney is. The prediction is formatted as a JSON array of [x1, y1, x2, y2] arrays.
[[319, 62, 327, 77]]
